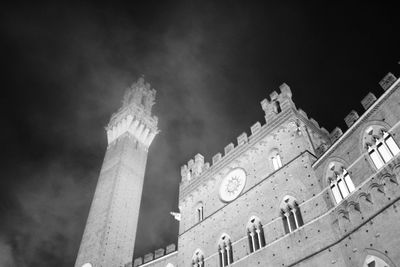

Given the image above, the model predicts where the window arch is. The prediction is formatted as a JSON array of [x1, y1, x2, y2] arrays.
[[363, 255, 391, 267], [192, 249, 205, 267], [246, 216, 266, 253], [270, 150, 283, 170], [327, 162, 355, 204], [194, 202, 204, 223], [363, 126, 400, 169], [218, 234, 233, 267], [280, 196, 304, 234]]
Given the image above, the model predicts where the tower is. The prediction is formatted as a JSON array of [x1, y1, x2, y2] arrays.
[[75, 77, 158, 267]]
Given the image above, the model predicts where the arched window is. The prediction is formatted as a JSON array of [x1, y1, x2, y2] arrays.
[[246, 216, 266, 253], [327, 162, 355, 204], [363, 255, 390, 267], [195, 202, 204, 223], [364, 126, 400, 169], [270, 150, 283, 170], [218, 234, 233, 267], [192, 249, 205, 267], [280, 196, 304, 234]]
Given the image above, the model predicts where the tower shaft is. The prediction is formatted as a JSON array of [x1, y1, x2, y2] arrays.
[[76, 78, 158, 267]]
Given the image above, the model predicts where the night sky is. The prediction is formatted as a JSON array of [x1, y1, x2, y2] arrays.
[[1, 2, 399, 266]]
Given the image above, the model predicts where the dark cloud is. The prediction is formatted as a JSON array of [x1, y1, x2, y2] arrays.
[[1, 1, 399, 266]]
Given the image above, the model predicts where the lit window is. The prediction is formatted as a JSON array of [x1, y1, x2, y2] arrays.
[[218, 234, 233, 267], [366, 130, 400, 169], [272, 154, 283, 170], [280, 197, 304, 234], [329, 168, 355, 204], [82, 264, 92, 267], [192, 250, 205, 267], [247, 217, 266, 253]]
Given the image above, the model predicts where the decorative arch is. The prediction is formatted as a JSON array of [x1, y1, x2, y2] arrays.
[[326, 161, 355, 204], [280, 195, 304, 234], [246, 216, 266, 253], [192, 249, 205, 267], [362, 125, 400, 170], [217, 233, 233, 267]]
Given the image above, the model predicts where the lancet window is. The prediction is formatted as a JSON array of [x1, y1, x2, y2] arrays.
[[327, 162, 355, 204], [218, 234, 233, 267], [196, 203, 204, 223], [364, 127, 400, 169], [271, 150, 283, 171], [192, 249, 205, 267], [246, 217, 266, 253], [280, 196, 304, 234]]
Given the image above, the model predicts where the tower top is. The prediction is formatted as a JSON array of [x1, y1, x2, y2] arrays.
[[106, 77, 159, 146], [122, 76, 156, 114]]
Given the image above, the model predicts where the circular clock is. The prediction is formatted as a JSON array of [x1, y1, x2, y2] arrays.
[[219, 168, 247, 202]]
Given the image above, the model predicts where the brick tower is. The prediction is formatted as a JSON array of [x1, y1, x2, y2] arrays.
[[75, 77, 158, 267]]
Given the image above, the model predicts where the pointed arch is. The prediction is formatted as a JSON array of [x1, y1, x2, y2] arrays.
[[246, 216, 266, 253], [326, 161, 355, 204], [362, 125, 400, 170], [217, 233, 233, 267], [280, 196, 304, 234], [192, 249, 205, 267]]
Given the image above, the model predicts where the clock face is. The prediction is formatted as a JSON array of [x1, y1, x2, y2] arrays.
[[219, 168, 247, 202]]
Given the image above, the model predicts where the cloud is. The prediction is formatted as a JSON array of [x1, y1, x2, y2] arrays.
[[0, 237, 16, 267]]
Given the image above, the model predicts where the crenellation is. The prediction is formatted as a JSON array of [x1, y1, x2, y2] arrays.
[[269, 90, 279, 100], [279, 82, 292, 98], [180, 154, 208, 182], [143, 253, 153, 263], [193, 154, 205, 176], [250, 121, 262, 135], [180, 165, 189, 182], [224, 142, 235, 155], [260, 98, 269, 111], [154, 248, 165, 259], [166, 243, 176, 254], [309, 118, 320, 128], [361, 92, 377, 110], [329, 127, 343, 142], [379, 72, 397, 91], [297, 108, 308, 119], [320, 127, 329, 136], [212, 153, 222, 165], [133, 257, 142, 267], [344, 110, 360, 127], [237, 132, 248, 145]]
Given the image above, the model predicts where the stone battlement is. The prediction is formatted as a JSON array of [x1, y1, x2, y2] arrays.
[[105, 78, 159, 146], [179, 82, 330, 187], [179, 73, 398, 200], [125, 243, 176, 267]]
